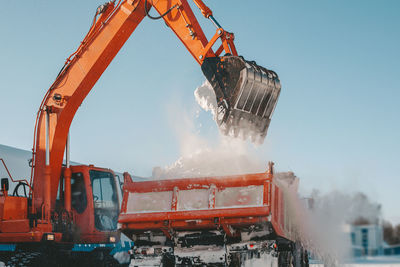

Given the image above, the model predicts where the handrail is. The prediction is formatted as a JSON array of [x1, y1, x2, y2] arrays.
[[0, 158, 33, 195]]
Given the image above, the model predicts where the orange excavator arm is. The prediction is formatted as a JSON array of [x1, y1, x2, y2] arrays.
[[31, 0, 281, 220]]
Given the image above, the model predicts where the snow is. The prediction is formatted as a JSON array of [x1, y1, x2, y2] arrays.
[[194, 80, 217, 118], [194, 79, 269, 145], [309, 256, 400, 266], [129, 82, 398, 267], [152, 139, 265, 179], [114, 251, 130, 264], [312, 265, 400, 267], [295, 190, 384, 265], [151, 81, 266, 180], [242, 253, 278, 267], [130, 256, 162, 266], [241, 256, 400, 267], [311, 265, 400, 267], [174, 245, 226, 265]]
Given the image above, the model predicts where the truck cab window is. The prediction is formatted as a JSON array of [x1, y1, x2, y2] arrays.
[[71, 172, 87, 214]]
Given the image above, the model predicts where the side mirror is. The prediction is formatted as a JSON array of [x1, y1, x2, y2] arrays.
[[1, 178, 9, 192]]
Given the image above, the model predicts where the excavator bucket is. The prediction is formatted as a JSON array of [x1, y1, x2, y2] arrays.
[[201, 56, 281, 144]]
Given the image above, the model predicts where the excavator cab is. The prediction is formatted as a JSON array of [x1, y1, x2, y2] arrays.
[[59, 165, 120, 243], [202, 55, 281, 144]]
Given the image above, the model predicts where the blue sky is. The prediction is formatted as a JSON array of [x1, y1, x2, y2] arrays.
[[0, 1, 399, 223]]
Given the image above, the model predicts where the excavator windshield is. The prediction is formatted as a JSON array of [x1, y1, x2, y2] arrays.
[[90, 170, 119, 231]]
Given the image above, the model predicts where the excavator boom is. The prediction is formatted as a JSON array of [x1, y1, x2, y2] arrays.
[[0, 1, 287, 264], [30, 0, 280, 223]]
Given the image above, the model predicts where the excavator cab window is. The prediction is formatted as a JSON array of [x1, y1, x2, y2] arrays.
[[89, 170, 119, 231], [71, 172, 87, 214]]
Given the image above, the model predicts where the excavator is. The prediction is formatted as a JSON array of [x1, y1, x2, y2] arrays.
[[0, 0, 281, 266]]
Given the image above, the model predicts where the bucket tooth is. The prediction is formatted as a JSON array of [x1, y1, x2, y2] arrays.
[[201, 55, 281, 143]]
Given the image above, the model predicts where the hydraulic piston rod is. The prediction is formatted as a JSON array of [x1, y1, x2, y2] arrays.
[[64, 133, 71, 213]]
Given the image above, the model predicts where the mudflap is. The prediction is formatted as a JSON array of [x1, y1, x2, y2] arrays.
[[201, 55, 281, 144]]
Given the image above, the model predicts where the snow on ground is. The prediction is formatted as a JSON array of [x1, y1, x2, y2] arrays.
[[309, 256, 400, 267], [240, 255, 400, 267], [241, 256, 400, 267], [311, 265, 400, 267], [242, 253, 278, 267]]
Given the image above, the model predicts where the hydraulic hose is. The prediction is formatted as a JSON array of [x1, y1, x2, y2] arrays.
[[144, 0, 177, 20], [13, 182, 29, 197]]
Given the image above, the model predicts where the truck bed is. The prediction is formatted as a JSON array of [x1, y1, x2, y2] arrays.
[[118, 168, 291, 240]]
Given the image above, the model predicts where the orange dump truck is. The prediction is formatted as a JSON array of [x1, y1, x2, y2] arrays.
[[118, 164, 309, 267]]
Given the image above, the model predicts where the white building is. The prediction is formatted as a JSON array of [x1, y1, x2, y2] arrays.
[[350, 224, 384, 256]]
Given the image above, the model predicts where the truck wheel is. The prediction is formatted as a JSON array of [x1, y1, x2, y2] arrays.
[[228, 253, 241, 267], [302, 249, 309, 267], [278, 251, 294, 267], [161, 254, 175, 267], [291, 242, 309, 267]]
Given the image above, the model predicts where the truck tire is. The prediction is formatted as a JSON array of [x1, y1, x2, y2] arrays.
[[161, 254, 175, 267], [229, 253, 241, 267], [301, 249, 309, 267], [291, 242, 309, 267], [278, 251, 294, 267]]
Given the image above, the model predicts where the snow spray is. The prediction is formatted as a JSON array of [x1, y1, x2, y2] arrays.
[[152, 80, 266, 179], [149, 81, 382, 266]]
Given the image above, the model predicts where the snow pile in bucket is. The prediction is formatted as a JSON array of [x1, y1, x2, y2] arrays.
[[194, 80, 217, 118], [193, 80, 266, 144]]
